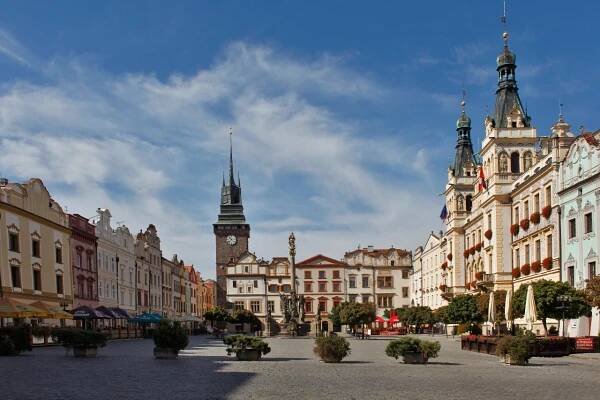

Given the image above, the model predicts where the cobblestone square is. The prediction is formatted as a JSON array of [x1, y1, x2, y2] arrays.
[[2, 335, 599, 400]]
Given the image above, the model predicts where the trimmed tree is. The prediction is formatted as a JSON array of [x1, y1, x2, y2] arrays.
[[403, 306, 434, 333], [447, 294, 483, 331], [512, 280, 591, 336], [333, 302, 376, 335], [476, 290, 507, 323], [203, 306, 231, 327], [584, 276, 600, 308]]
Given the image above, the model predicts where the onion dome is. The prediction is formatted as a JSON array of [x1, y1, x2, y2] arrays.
[[496, 32, 516, 67], [456, 101, 471, 129]]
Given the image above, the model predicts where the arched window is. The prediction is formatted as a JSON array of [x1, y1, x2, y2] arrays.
[[523, 152, 533, 171], [498, 153, 509, 173], [510, 152, 520, 173], [466, 195, 473, 212]]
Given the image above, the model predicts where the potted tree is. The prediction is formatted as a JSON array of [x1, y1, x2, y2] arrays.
[[52, 328, 108, 357], [153, 320, 189, 359], [385, 337, 441, 364], [495, 335, 533, 365], [224, 335, 271, 361], [314, 335, 350, 363]]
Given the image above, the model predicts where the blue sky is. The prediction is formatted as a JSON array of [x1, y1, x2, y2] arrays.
[[0, 1, 599, 278]]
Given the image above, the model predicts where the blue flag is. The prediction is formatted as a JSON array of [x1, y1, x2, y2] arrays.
[[440, 204, 448, 221]]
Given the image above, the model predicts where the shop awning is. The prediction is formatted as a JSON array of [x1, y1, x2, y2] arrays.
[[29, 301, 73, 320], [132, 312, 163, 324], [72, 305, 110, 319], [110, 307, 132, 319], [0, 298, 49, 318], [95, 306, 118, 319]]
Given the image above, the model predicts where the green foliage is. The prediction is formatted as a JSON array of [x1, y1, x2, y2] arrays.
[[495, 334, 534, 363], [432, 306, 449, 324], [153, 320, 189, 351], [313, 335, 350, 362], [52, 328, 108, 349], [404, 306, 434, 327], [0, 335, 18, 356], [385, 337, 441, 359], [0, 324, 32, 353], [232, 309, 260, 325], [584, 276, 600, 308], [203, 306, 231, 323], [512, 280, 591, 334], [223, 335, 271, 356], [447, 294, 483, 324], [476, 290, 507, 322], [332, 302, 376, 326], [383, 309, 391, 319]]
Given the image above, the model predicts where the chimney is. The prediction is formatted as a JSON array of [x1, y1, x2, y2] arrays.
[[0, 178, 7, 187], [367, 245, 374, 253]]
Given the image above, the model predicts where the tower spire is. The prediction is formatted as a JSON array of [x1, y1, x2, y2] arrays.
[[229, 127, 235, 186]]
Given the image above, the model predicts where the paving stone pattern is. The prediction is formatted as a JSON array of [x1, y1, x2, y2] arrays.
[[2, 335, 599, 400]]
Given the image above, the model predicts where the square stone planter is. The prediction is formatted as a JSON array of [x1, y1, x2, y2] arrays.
[[235, 349, 262, 361], [73, 346, 98, 358], [154, 347, 179, 359], [402, 352, 428, 364], [501, 355, 528, 366]]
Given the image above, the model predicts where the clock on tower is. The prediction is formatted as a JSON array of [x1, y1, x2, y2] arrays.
[[214, 129, 250, 305]]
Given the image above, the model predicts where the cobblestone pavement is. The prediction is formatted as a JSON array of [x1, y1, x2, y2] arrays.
[[2, 334, 599, 400]]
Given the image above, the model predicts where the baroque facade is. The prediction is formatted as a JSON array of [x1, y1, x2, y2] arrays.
[[412, 233, 445, 309], [69, 214, 98, 309]]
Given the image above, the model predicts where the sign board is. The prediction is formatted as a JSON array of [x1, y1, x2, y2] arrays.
[[575, 337, 595, 351]]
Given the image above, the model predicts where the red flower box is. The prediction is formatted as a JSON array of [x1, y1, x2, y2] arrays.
[[471, 280, 478, 289], [447, 253, 453, 261], [542, 205, 552, 219], [441, 262, 448, 270], [439, 284, 447, 292], [512, 268, 521, 278], [531, 260, 542, 273], [542, 257, 553, 270], [484, 229, 492, 240], [510, 224, 520, 236], [530, 212, 541, 224], [475, 271, 484, 281], [520, 263, 531, 275], [520, 219, 530, 231], [469, 247, 476, 256], [463, 250, 469, 258], [475, 243, 482, 252]]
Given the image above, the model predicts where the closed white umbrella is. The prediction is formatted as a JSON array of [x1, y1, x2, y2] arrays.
[[505, 289, 513, 331], [524, 284, 537, 331], [487, 291, 496, 324]]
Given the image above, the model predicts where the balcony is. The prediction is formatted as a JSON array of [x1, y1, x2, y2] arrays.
[[440, 286, 462, 301]]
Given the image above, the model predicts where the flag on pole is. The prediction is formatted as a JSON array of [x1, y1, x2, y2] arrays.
[[440, 204, 448, 221], [478, 166, 487, 192]]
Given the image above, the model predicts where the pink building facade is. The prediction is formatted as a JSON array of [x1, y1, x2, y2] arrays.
[[69, 214, 99, 308]]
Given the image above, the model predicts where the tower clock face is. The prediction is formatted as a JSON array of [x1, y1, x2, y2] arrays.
[[226, 235, 237, 246]]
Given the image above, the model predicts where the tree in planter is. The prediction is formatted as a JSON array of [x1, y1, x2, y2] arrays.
[[512, 280, 591, 336], [447, 294, 483, 333], [52, 328, 108, 357], [232, 309, 261, 331], [203, 306, 231, 328], [334, 302, 376, 336], [224, 335, 271, 361], [153, 320, 189, 358], [403, 306, 434, 333], [385, 337, 441, 364], [476, 290, 507, 324], [314, 335, 350, 363]]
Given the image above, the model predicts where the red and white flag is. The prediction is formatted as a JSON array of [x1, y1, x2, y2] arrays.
[[478, 166, 487, 192]]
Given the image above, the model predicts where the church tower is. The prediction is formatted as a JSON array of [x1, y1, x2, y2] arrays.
[[214, 130, 250, 306]]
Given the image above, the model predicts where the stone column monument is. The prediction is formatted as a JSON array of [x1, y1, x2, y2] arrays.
[[278, 232, 306, 336]]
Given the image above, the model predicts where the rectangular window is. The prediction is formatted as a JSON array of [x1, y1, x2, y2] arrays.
[[33, 269, 42, 291], [547, 235, 553, 258], [362, 295, 370, 303], [250, 301, 260, 313], [32, 239, 40, 258], [524, 200, 529, 218], [402, 287, 409, 298], [487, 213, 492, 230], [267, 300, 275, 313], [514, 207, 519, 223], [304, 282, 312, 292], [535, 240, 541, 262], [545, 186, 552, 207], [377, 295, 393, 308], [332, 282, 341, 292], [318, 270, 326, 279], [589, 262, 597, 279], [9, 232, 19, 252], [525, 244, 530, 264], [584, 213, 593, 234], [11, 266, 21, 288], [362, 275, 369, 288], [268, 284, 278, 293], [377, 276, 393, 288], [318, 282, 327, 292], [349, 294, 357, 303], [304, 271, 311, 279], [567, 266, 575, 287], [234, 301, 244, 310], [318, 300, 327, 313], [402, 270, 409, 279], [333, 299, 341, 309], [349, 275, 356, 288], [253, 280, 258, 288], [569, 219, 576, 238], [332, 270, 340, 279], [534, 193, 540, 213], [55, 247, 63, 264], [304, 300, 313, 313], [56, 274, 63, 295]]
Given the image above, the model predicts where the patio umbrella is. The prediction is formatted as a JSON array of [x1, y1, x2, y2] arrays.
[[524, 284, 537, 331], [0, 298, 48, 318], [95, 306, 117, 319], [73, 305, 106, 319], [505, 289, 513, 331], [375, 315, 386, 323], [30, 301, 72, 319], [110, 308, 132, 320], [487, 291, 496, 334]]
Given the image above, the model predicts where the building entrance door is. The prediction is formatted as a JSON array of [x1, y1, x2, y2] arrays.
[[321, 320, 329, 332]]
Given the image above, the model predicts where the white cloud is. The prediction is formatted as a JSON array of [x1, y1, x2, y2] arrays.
[[0, 29, 34, 67], [0, 40, 441, 278]]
